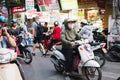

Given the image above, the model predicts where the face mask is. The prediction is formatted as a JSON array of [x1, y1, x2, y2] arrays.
[[68, 24, 74, 29]]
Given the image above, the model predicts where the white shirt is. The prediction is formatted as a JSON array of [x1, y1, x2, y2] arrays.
[[79, 25, 94, 42]]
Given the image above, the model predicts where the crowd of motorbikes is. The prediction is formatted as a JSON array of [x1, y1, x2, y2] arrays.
[[50, 27, 120, 80], [0, 25, 120, 80]]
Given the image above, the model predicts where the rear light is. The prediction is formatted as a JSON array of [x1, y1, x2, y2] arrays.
[[100, 43, 106, 48], [80, 48, 83, 50]]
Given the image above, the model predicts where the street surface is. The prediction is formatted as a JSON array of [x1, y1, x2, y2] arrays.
[[21, 48, 120, 80]]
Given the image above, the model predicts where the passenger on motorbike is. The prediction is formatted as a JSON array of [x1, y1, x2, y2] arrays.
[[49, 21, 61, 50], [0, 16, 16, 48], [79, 19, 94, 42], [7, 19, 22, 38], [60, 18, 83, 78]]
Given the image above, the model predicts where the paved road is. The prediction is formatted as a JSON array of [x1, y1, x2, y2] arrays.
[[21, 48, 120, 80]]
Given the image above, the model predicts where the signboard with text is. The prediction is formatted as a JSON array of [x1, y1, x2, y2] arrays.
[[37, 0, 60, 11], [26, 9, 37, 19], [60, 0, 78, 10], [26, 0, 34, 10], [11, 6, 26, 13]]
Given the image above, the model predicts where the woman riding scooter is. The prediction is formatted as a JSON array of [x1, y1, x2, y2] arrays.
[[60, 18, 84, 80]]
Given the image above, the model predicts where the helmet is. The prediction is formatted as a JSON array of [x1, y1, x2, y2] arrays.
[[64, 18, 76, 24], [11, 19, 17, 23], [54, 21, 59, 26], [64, 18, 76, 27], [0, 16, 7, 23], [11, 19, 17, 24], [81, 19, 88, 25]]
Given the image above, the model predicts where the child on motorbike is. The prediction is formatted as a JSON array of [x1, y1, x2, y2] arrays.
[[60, 18, 83, 80]]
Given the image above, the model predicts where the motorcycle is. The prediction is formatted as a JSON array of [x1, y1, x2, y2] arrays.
[[16, 31, 32, 64], [50, 39, 102, 80], [107, 41, 120, 62], [0, 48, 25, 80], [91, 42, 107, 67]]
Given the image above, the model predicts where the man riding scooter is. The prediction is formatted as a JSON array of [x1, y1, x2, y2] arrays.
[[60, 18, 84, 80]]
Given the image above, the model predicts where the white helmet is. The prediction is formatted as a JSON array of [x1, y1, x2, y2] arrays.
[[81, 19, 88, 25]]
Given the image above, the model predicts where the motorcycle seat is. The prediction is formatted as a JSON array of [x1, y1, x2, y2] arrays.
[[90, 42, 100, 46]]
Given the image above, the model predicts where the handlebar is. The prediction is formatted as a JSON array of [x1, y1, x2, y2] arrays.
[[74, 39, 89, 45]]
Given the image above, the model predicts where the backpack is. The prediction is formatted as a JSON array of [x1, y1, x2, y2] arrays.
[[35, 21, 44, 37]]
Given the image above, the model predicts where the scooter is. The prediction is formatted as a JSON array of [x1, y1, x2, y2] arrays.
[[91, 42, 107, 67], [16, 31, 32, 64], [107, 41, 120, 62], [0, 48, 25, 80], [50, 39, 102, 80]]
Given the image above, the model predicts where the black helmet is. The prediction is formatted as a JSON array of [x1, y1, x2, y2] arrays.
[[54, 21, 59, 26], [11, 19, 17, 24]]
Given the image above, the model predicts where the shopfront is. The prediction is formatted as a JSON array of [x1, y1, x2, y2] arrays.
[[78, 0, 106, 31]]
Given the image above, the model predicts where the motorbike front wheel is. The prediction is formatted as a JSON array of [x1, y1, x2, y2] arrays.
[[23, 50, 32, 64], [54, 59, 64, 73], [82, 67, 102, 80], [94, 50, 106, 68]]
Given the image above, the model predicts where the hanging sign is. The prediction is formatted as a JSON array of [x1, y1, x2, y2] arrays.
[[11, 6, 26, 13], [26, 0, 34, 10]]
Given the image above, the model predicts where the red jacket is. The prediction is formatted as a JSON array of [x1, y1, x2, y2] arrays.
[[51, 26, 61, 40]]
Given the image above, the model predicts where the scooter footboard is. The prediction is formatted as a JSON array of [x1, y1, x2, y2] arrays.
[[0, 63, 23, 80], [83, 60, 100, 67]]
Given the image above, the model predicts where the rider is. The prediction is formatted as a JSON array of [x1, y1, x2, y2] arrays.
[[0, 16, 16, 48], [49, 21, 61, 50], [8, 19, 21, 38], [60, 18, 83, 78], [79, 19, 94, 42]]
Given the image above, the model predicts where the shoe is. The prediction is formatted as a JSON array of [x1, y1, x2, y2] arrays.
[[65, 76, 71, 80], [63, 71, 71, 76], [32, 53, 36, 56]]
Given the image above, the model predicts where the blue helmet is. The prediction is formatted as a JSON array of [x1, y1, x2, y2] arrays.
[[0, 16, 7, 22]]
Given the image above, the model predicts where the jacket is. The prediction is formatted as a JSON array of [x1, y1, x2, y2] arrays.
[[60, 27, 82, 49]]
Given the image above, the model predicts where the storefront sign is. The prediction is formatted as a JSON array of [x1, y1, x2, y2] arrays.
[[60, 0, 78, 10], [37, 0, 60, 11], [26, 0, 34, 10], [26, 9, 37, 19], [11, 6, 26, 13], [36, 12, 50, 22]]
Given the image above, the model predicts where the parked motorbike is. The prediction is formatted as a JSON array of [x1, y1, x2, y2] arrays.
[[16, 31, 32, 64], [107, 41, 120, 62], [50, 39, 102, 80], [91, 42, 107, 67], [0, 48, 25, 80]]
